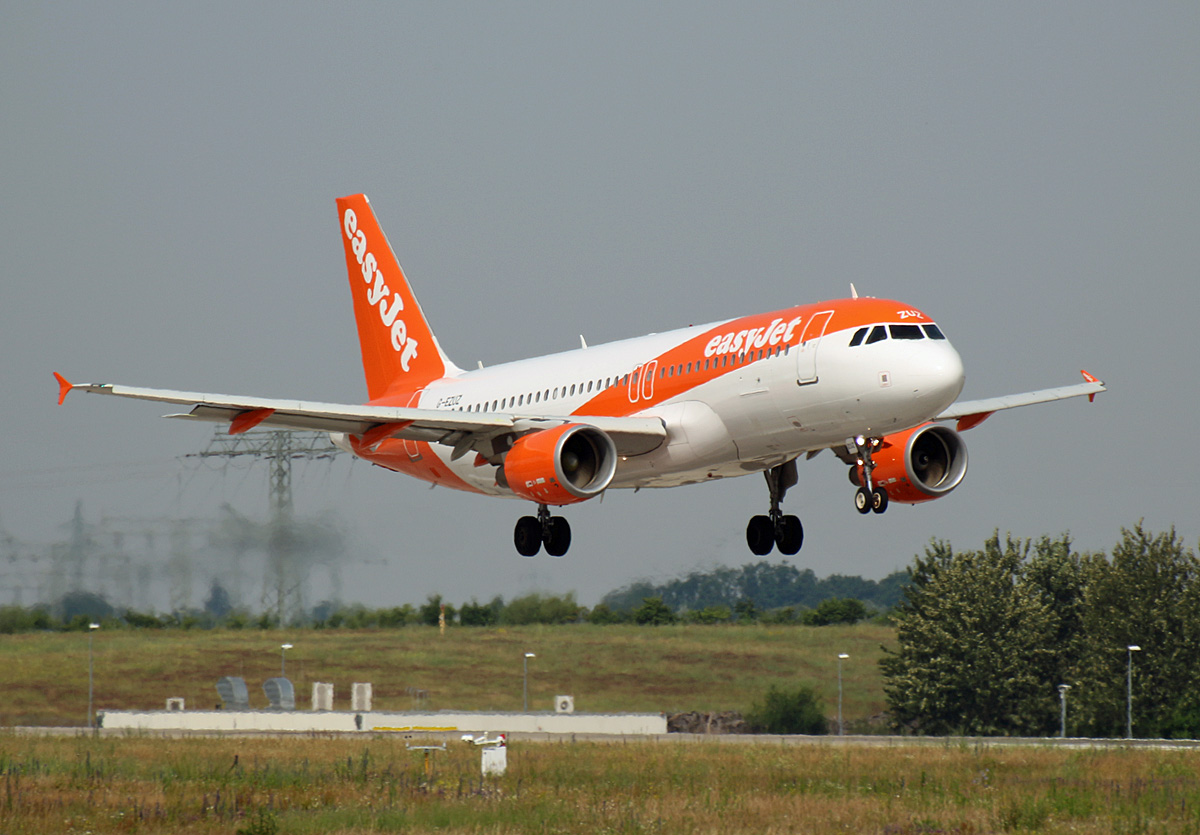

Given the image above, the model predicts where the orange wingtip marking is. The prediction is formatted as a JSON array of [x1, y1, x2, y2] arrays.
[[1081, 369, 1100, 402], [229, 408, 276, 435], [360, 420, 414, 448], [54, 372, 73, 405], [956, 411, 994, 433]]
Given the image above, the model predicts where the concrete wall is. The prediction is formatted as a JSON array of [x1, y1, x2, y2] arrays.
[[97, 709, 666, 736]]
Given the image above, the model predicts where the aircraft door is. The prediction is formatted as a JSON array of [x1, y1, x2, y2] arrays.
[[795, 311, 834, 385]]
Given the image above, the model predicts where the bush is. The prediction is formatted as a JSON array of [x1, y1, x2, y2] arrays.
[[801, 597, 868, 626], [685, 605, 731, 625], [633, 597, 676, 626], [745, 684, 829, 734], [587, 603, 627, 625]]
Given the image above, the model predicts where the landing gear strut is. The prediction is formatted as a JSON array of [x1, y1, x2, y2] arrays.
[[848, 435, 889, 515], [746, 460, 804, 556], [514, 504, 572, 557]]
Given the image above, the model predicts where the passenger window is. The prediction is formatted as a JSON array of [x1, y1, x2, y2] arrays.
[[889, 324, 924, 340], [866, 326, 887, 345], [849, 327, 868, 347], [923, 324, 946, 340]]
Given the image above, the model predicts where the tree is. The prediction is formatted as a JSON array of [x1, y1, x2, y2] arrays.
[[881, 535, 1061, 736], [204, 581, 233, 619], [801, 597, 868, 626], [418, 594, 455, 626], [1070, 525, 1200, 737], [733, 598, 758, 623], [633, 597, 676, 626], [587, 603, 627, 625], [460, 596, 502, 626], [501, 592, 581, 625], [745, 684, 828, 734]]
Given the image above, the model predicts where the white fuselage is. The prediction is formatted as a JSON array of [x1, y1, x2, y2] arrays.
[[385, 315, 965, 495]]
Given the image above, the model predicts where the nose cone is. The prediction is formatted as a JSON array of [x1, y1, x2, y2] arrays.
[[921, 340, 960, 412], [918, 340, 966, 413]]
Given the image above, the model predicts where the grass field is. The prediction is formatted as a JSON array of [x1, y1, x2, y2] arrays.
[[2, 733, 1199, 834], [0, 624, 890, 728]]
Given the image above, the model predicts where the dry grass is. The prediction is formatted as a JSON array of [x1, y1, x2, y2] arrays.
[[0, 624, 892, 727], [2, 733, 1198, 834]]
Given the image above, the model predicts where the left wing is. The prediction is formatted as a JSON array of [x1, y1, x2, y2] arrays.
[[53, 374, 667, 458], [936, 370, 1106, 432]]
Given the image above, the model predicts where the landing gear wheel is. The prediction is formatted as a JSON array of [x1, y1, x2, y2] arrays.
[[543, 516, 572, 557], [514, 516, 542, 557], [854, 487, 872, 514], [870, 488, 889, 514], [775, 515, 804, 556], [746, 515, 775, 556]]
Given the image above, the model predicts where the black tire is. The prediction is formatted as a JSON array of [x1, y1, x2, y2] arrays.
[[543, 516, 572, 557], [854, 487, 872, 514], [746, 515, 775, 555], [514, 516, 542, 557], [776, 515, 804, 555], [871, 488, 889, 514]]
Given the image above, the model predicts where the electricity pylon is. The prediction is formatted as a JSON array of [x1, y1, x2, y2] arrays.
[[187, 429, 342, 624]]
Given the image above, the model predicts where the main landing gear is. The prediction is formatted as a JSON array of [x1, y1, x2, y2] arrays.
[[514, 504, 572, 557], [848, 435, 889, 515], [746, 460, 804, 556]]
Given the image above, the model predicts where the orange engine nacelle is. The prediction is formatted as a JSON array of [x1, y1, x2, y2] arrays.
[[853, 423, 969, 504], [499, 423, 617, 505]]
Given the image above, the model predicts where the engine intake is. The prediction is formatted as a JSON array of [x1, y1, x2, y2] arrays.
[[500, 423, 617, 505]]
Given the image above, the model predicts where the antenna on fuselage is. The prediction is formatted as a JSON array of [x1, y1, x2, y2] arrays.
[[579, 335, 588, 349], [850, 283, 859, 299]]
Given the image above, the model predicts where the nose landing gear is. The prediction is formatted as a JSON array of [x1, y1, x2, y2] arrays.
[[848, 435, 889, 515], [746, 460, 804, 556], [514, 504, 572, 557]]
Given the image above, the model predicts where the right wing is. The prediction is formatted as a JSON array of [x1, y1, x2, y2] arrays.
[[53, 374, 667, 459], [936, 370, 1106, 431]]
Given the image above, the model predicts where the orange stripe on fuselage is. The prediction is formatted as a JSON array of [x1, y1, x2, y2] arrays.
[[573, 297, 934, 417]]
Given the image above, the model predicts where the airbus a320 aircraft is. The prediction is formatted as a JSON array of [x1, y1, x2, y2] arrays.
[[55, 194, 1105, 558]]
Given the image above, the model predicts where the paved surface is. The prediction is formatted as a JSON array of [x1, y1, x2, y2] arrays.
[[7, 726, 1200, 750]]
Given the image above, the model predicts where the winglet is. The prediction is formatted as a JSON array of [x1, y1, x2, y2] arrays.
[[1081, 370, 1101, 402], [53, 372, 73, 405]]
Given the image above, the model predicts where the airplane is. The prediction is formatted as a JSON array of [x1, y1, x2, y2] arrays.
[[55, 193, 1105, 558]]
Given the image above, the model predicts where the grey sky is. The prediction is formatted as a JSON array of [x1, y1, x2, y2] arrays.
[[3, 3, 1198, 609]]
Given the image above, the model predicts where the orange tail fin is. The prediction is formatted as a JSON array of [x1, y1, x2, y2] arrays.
[[336, 194, 460, 401]]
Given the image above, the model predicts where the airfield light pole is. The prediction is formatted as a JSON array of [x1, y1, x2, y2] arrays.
[[837, 654, 849, 736], [1058, 684, 1071, 739], [281, 643, 293, 677], [1126, 645, 1141, 738], [87, 622, 100, 728], [523, 653, 536, 712]]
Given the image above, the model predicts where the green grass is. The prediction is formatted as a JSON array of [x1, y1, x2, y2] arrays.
[[0, 624, 891, 727], [1, 733, 1198, 834]]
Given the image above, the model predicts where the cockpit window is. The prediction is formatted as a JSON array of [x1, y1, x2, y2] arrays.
[[849, 327, 868, 347], [865, 325, 888, 345], [889, 324, 924, 340], [923, 324, 946, 340]]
